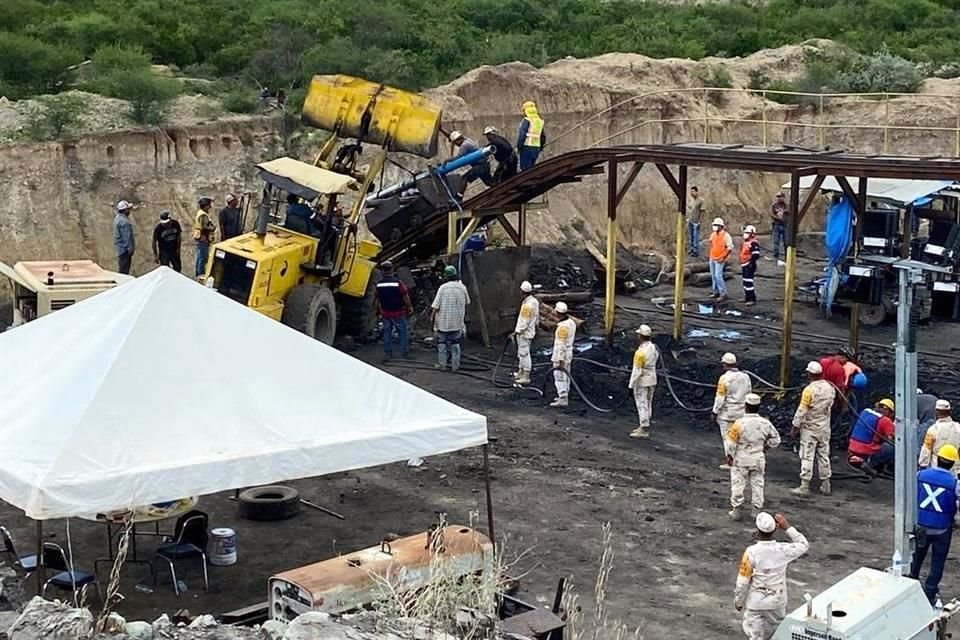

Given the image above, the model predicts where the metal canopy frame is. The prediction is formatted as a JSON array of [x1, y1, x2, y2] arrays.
[[457, 142, 960, 385]]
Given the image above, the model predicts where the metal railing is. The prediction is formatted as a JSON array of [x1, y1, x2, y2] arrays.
[[550, 87, 960, 157]]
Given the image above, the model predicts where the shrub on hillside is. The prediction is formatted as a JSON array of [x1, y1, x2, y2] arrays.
[[90, 69, 181, 125], [0, 32, 81, 99], [92, 44, 152, 72], [693, 64, 733, 106], [21, 93, 88, 141], [841, 49, 922, 94], [221, 90, 259, 114]]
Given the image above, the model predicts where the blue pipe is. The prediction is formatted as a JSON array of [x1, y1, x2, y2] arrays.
[[370, 146, 494, 200]]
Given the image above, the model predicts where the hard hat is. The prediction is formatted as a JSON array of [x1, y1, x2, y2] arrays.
[[520, 280, 533, 293], [937, 444, 959, 463], [721, 352, 737, 365], [381, 260, 394, 270], [839, 347, 855, 360], [755, 512, 776, 534], [226, 192, 238, 202], [745, 393, 762, 406], [937, 399, 952, 411], [198, 196, 213, 206], [522, 100, 536, 110], [878, 398, 895, 412], [636, 324, 652, 337], [743, 224, 757, 235], [116, 199, 132, 211], [850, 372, 868, 390], [483, 125, 497, 135], [159, 210, 171, 220], [555, 301, 568, 314], [443, 265, 457, 277], [712, 217, 725, 227], [449, 130, 463, 142], [917, 388, 924, 394], [806, 361, 823, 375]]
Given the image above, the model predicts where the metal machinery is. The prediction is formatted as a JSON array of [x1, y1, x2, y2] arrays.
[[0, 259, 133, 327], [774, 259, 960, 639], [203, 75, 443, 343]]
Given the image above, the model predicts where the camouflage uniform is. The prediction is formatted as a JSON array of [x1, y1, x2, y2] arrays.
[[735, 527, 809, 640], [628, 341, 660, 431], [792, 379, 836, 482], [514, 294, 539, 377], [714, 369, 753, 455], [727, 415, 781, 510]]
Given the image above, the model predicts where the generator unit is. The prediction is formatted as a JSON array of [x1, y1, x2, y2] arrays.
[[860, 208, 901, 257], [773, 568, 942, 640], [267, 526, 493, 622]]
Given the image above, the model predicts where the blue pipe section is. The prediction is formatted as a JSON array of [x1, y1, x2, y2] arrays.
[[370, 146, 494, 200]]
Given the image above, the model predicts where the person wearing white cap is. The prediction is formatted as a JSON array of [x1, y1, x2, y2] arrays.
[[549, 301, 576, 408], [790, 360, 837, 496], [113, 200, 136, 275], [512, 281, 539, 385], [708, 217, 734, 301], [193, 196, 217, 278], [919, 399, 960, 475], [628, 325, 659, 438], [152, 210, 182, 272], [734, 512, 809, 640], [713, 352, 753, 469], [739, 224, 760, 306], [483, 126, 517, 184], [218, 193, 243, 240], [726, 393, 780, 521], [448, 130, 491, 197]]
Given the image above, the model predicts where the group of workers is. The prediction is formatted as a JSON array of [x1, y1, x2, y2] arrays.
[[448, 100, 546, 197], [111, 194, 245, 278]]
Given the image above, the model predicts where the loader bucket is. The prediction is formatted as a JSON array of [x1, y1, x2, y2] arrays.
[[302, 75, 441, 158]]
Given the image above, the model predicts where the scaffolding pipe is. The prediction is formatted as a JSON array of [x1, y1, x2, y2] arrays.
[[780, 174, 801, 387], [673, 206, 686, 340], [604, 160, 618, 343]]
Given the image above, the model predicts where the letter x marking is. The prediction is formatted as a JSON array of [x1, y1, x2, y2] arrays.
[[921, 483, 946, 512]]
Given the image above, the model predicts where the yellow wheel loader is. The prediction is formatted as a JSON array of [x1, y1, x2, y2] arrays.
[[203, 75, 442, 344]]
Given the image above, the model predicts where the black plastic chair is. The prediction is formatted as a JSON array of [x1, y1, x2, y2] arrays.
[[1, 526, 38, 575], [41, 542, 99, 605], [152, 510, 209, 596]]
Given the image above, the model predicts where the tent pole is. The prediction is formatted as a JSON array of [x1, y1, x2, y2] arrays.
[[35, 520, 43, 594], [482, 445, 496, 547]]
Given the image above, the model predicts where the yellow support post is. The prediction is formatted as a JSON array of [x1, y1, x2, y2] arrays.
[[818, 95, 825, 148], [702, 89, 709, 143], [779, 245, 797, 388], [672, 209, 686, 340], [761, 91, 768, 147], [447, 210, 458, 256], [955, 99, 960, 157], [883, 93, 890, 154], [604, 216, 618, 340]]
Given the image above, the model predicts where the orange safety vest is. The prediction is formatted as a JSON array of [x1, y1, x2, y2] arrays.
[[709, 231, 730, 261], [739, 240, 752, 265]]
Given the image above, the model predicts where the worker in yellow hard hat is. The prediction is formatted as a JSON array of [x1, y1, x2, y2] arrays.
[[847, 399, 896, 475], [911, 443, 959, 604], [517, 101, 545, 171]]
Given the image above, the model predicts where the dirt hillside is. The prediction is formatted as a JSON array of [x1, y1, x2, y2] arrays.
[[1, 41, 958, 291]]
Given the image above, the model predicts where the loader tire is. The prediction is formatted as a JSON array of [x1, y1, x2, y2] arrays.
[[282, 284, 337, 344], [338, 269, 382, 341], [858, 300, 890, 327], [237, 486, 301, 521]]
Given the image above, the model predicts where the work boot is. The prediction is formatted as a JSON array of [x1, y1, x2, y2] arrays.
[[515, 370, 531, 385], [630, 427, 650, 439], [550, 396, 569, 408], [819, 480, 832, 496], [716, 294, 729, 303], [790, 480, 811, 496], [728, 507, 741, 521]]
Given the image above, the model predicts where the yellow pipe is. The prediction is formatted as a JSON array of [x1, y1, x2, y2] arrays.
[[604, 216, 618, 339], [702, 89, 709, 143], [447, 210, 458, 256], [779, 246, 797, 387], [672, 209, 686, 340], [817, 95, 825, 148], [455, 217, 481, 248], [883, 93, 890, 154], [761, 91, 768, 147]]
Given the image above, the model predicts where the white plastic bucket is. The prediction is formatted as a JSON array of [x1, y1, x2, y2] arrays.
[[209, 528, 237, 566]]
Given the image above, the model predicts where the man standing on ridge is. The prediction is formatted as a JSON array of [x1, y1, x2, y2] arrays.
[[628, 324, 659, 439], [517, 101, 545, 170], [512, 280, 539, 385], [714, 352, 753, 470]]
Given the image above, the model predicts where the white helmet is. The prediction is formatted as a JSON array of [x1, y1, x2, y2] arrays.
[[721, 352, 737, 365], [520, 280, 533, 293], [755, 512, 776, 533], [806, 361, 823, 375], [448, 130, 463, 142], [636, 324, 652, 337], [483, 125, 497, 135], [743, 224, 757, 235], [712, 217, 725, 227], [555, 301, 568, 314], [937, 399, 952, 411]]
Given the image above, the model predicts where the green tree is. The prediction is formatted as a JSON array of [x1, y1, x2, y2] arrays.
[[94, 69, 182, 125], [92, 44, 152, 72], [0, 32, 81, 99], [22, 93, 88, 140]]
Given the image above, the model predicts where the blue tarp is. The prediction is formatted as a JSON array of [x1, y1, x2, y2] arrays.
[[822, 196, 854, 312]]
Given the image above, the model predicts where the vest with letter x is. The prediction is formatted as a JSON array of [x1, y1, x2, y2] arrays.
[[917, 467, 958, 530]]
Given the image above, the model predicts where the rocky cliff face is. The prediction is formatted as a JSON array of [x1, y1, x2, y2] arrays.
[[1, 44, 957, 293]]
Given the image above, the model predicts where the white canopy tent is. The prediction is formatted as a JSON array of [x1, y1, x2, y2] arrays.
[[782, 176, 957, 206], [0, 268, 487, 520]]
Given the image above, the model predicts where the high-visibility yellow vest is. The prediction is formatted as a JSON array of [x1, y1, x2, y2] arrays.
[[523, 117, 544, 148]]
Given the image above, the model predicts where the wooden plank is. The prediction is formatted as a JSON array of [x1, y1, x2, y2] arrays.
[[655, 164, 683, 200], [615, 162, 644, 207]]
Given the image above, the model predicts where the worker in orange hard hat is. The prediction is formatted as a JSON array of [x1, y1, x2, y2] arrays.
[[517, 101, 545, 171]]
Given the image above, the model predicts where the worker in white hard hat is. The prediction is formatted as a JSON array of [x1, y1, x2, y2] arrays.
[[713, 352, 753, 470], [550, 302, 576, 407], [483, 126, 517, 184], [628, 325, 659, 439], [448, 130, 491, 197], [708, 217, 734, 302], [919, 399, 960, 475], [790, 360, 837, 496], [726, 393, 780, 521], [512, 281, 539, 385], [735, 512, 809, 640], [739, 224, 761, 306]]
